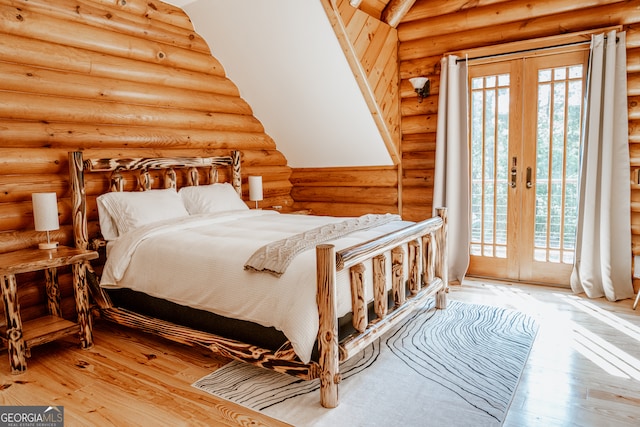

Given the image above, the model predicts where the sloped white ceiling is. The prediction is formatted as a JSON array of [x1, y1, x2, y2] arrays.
[[165, 0, 392, 168]]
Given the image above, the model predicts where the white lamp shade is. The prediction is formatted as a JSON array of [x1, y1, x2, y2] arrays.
[[409, 77, 429, 90], [249, 176, 263, 201], [32, 192, 60, 232]]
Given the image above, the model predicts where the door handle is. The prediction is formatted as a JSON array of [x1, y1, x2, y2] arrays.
[[511, 157, 517, 189], [526, 167, 533, 189]]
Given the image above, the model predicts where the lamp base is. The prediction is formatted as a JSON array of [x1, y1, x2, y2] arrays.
[[38, 242, 58, 250]]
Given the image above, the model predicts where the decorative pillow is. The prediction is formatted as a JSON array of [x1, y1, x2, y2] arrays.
[[179, 183, 249, 215], [97, 188, 189, 239]]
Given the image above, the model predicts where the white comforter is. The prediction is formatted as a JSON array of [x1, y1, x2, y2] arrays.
[[100, 210, 412, 363]]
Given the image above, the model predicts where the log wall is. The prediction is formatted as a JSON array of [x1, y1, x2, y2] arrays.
[[397, 0, 640, 291], [0, 0, 292, 322], [290, 166, 399, 216]]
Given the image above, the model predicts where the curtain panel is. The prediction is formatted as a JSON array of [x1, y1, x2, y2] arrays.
[[433, 55, 470, 285], [570, 30, 635, 301]]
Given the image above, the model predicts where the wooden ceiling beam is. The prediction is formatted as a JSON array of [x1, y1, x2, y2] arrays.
[[381, 0, 418, 28]]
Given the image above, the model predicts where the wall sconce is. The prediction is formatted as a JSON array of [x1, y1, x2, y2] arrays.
[[409, 77, 430, 102], [32, 192, 59, 249], [248, 176, 263, 209]]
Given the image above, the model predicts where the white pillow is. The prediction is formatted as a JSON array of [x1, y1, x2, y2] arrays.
[[97, 188, 189, 238], [96, 198, 120, 241], [179, 183, 248, 215]]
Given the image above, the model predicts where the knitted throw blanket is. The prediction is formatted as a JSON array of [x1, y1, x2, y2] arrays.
[[244, 213, 401, 277]]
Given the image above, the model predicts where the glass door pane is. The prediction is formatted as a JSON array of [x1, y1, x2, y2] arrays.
[[533, 65, 583, 265], [520, 50, 588, 285], [470, 73, 511, 259]]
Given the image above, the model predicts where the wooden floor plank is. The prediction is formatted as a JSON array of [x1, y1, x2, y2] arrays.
[[0, 279, 638, 426], [450, 279, 640, 427]]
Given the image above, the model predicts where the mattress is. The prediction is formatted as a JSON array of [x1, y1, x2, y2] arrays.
[[100, 210, 413, 363]]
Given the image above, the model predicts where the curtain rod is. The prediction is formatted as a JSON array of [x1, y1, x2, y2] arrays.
[[455, 36, 617, 64]]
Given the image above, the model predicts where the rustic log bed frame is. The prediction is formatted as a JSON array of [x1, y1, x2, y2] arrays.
[[68, 150, 448, 408]]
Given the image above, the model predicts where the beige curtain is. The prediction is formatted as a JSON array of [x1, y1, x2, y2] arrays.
[[433, 55, 470, 285], [570, 31, 635, 301]]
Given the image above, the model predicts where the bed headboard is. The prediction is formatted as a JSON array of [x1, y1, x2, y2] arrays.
[[68, 150, 241, 250]]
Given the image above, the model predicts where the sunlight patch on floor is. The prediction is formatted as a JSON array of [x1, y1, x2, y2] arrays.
[[556, 293, 640, 342], [554, 293, 640, 381], [482, 282, 561, 320], [570, 322, 640, 380], [470, 281, 640, 381]]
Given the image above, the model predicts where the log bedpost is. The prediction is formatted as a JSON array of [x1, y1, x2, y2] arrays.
[[72, 261, 93, 349], [435, 207, 448, 309], [69, 151, 114, 310], [231, 150, 242, 196], [69, 152, 89, 251], [316, 244, 339, 408]]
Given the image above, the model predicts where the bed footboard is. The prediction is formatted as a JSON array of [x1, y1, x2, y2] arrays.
[[316, 208, 448, 408]]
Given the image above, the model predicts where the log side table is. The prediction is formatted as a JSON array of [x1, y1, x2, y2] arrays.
[[0, 246, 98, 374]]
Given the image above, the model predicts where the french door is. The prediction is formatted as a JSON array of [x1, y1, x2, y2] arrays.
[[467, 49, 589, 285]]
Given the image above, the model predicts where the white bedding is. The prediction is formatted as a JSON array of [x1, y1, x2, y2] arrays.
[[100, 210, 413, 363]]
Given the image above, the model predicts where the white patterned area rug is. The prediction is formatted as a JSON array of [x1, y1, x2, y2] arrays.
[[192, 300, 538, 427]]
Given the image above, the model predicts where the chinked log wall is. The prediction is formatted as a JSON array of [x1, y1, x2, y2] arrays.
[[292, 0, 401, 217], [397, 0, 640, 291], [0, 0, 293, 323]]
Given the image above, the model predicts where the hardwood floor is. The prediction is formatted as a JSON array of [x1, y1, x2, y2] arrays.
[[452, 279, 640, 427], [0, 318, 288, 426], [0, 279, 639, 426]]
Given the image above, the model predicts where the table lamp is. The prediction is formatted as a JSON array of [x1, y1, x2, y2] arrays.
[[32, 192, 59, 249], [249, 176, 263, 209]]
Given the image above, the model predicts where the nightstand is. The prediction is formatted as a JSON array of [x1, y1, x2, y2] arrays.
[[0, 246, 98, 374]]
